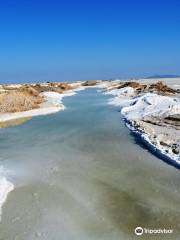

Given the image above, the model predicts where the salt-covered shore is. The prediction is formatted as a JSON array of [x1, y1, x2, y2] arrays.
[[0, 167, 14, 222], [103, 79, 180, 166]]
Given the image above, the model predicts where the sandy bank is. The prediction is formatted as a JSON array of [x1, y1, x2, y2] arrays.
[[0, 82, 86, 126], [0, 91, 78, 123]]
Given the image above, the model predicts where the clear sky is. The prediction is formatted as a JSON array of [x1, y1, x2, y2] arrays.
[[0, 0, 180, 83]]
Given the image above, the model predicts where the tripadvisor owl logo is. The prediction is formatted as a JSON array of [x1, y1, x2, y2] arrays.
[[134, 226, 173, 236], [135, 227, 143, 236]]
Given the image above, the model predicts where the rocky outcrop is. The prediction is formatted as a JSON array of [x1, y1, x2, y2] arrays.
[[33, 82, 73, 94], [82, 80, 97, 86], [110, 81, 178, 95], [148, 81, 176, 94]]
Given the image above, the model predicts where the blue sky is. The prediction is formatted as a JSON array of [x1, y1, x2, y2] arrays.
[[0, 0, 180, 83]]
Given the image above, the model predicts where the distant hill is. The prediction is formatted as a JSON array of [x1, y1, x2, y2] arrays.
[[146, 75, 180, 79]]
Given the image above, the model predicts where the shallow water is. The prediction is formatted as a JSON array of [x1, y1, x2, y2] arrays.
[[0, 88, 180, 240]]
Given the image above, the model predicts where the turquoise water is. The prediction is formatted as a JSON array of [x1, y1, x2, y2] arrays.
[[0, 88, 180, 240]]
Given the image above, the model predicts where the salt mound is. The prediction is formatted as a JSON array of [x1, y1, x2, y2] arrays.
[[105, 87, 135, 97], [121, 93, 180, 120]]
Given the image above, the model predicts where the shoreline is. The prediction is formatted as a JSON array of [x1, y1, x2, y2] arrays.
[[0, 79, 179, 165], [0, 81, 104, 126], [103, 79, 180, 166], [0, 168, 14, 222], [125, 121, 180, 169], [0, 87, 81, 126]]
